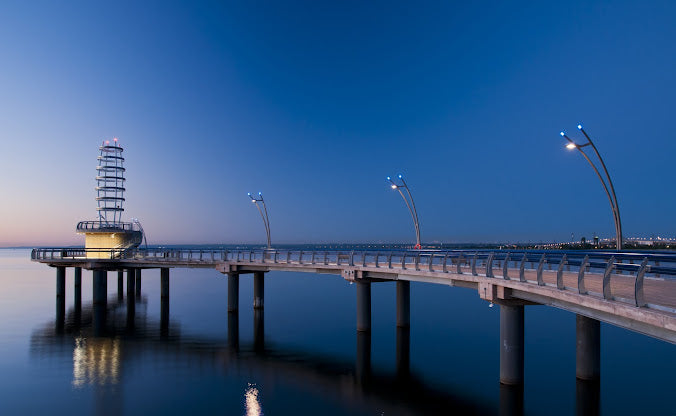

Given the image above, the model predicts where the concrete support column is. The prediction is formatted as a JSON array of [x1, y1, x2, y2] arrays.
[[117, 271, 124, 301], [161, 268, 170, 299], [161, 268, 170, 336], [126, 268, 135, 298], [93, 270, 107, 305], [135, 268, 142, 296], [74, 267, 82, 312], [56, 266, 66, 326], [228, 273, 239, 313], [93, 270, 107, 335], [253, 271, 264, 309], [356, 280, 371, 332], [500, 304, 524, 385], [576, 314, 600, 381], [396, 280, 410, 328]]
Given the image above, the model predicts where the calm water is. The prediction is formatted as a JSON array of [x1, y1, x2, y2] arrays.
[[0, 248, 673, 415]]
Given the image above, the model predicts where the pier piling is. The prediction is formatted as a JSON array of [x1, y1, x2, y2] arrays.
[[127, 268, 135, 298], [356, 280, 371, 332], [56, 266, 65, 325], [396, 280, 410, 328], [74, 267, 82, 312], [135, 269, 142, 296], [576, 315, 600, 381], [117, 271, 124, 300], [500, 304, 524, 385], [228, 273, 239, 313], [93, 270, 107, 305], [253, 271, 264, 309]]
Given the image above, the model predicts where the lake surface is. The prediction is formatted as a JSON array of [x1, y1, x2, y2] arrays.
[[0, 248, 673, 415]]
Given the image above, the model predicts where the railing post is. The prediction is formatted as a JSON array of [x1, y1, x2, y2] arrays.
[[519, 254, 527, 282], [456, 253, 463, 274], [486, 252, 494, 277], [311, 251, 316, 265], [578, 255, 589, 295], [634, 258, 649, 307], [471, 252, 478, 276], [429, 254, 434, 272], [375, 252, 380, 268], [349, 251, 354, 267], [388, 253, 392, 269], [557, 254, 567, 290], [299, 250, 303, 265], [536, 254, 546, 286], [443, 253, 449, 273], [274, 250, 278, 264], [401, 254, 406, 270], [286, 251, 291, 264], [503, 253, 510, 280], [362, 252, 367, 267], [603, 256, 615, 300]]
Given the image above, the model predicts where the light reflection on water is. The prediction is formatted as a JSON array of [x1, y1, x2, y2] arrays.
[[1, 249, 675, 415], [245, 383, 262, 416], [72, 337, 121, 387]]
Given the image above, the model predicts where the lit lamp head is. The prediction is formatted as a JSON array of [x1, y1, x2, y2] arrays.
[[386, 176, 398, 189]]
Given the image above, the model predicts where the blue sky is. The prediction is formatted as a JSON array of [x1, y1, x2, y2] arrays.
[[1, 1, 675, 246]]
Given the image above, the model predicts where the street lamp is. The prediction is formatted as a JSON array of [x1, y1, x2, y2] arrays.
[[247, 192, 271, 249], [559, 125, 623, 250], [387, 174, 422, 249]]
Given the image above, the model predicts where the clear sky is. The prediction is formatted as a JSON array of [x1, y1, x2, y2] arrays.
[[1, 0, 675, 246]]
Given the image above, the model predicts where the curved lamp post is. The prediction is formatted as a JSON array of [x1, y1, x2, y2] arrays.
[[387, 174, 421, 249], [560, 125, 623, 250], [247, 192, 271, 249]]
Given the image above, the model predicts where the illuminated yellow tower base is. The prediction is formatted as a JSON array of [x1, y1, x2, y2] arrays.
[[77, 222, 143, 259]]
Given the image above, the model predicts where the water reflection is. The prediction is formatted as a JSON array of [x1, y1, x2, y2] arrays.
[[72, 337, 121, 387], [245, 383, 263, 416], [499, 383, 523, 416], [576, 379, 600, 416], [31, 296, 496, 415]]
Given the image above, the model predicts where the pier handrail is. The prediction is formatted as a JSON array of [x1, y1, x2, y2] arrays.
[[31, 247, 676, 313]]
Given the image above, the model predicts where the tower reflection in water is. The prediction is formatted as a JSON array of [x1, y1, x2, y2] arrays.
[[72, 337, 121, 387], [33, 289, 603, 416]]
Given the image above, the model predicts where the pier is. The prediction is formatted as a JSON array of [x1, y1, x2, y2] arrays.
[[32, 246, 676, 388]]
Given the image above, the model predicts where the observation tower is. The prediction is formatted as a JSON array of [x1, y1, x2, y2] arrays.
[[76, 138, 144, 257]]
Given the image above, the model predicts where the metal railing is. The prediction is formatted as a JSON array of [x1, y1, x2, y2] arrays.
[[76, 221, 142, 232], [31, 248, 676, 313]]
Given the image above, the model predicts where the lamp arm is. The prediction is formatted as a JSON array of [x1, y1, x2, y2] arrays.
[[396, 187, 420, 247], [579, 129, 622, 249], [576, 147, 622, 249]]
